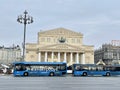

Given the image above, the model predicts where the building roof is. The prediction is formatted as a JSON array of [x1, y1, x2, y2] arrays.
[[0, 45, 21, 50], [38, 27, 83, 37]]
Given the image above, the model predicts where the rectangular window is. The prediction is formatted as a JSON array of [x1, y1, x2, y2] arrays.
[[77, 39, 80, 43], [72, 39, 75, 43], [47, 38, 50, 42], [41, 38, 45, 42]]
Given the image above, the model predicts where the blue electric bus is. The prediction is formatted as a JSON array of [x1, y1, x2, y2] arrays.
[[13, 62, 67, 76], [73, 64, 120, 76]]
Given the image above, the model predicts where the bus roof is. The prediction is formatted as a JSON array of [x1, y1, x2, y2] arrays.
[[73, 64, 96, 66], [13, 61, 66, 65], [73, 64, 120, 67]]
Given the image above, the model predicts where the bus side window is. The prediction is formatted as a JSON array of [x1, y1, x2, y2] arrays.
[[75, 66, 80, 70], [115, 67, 120, 71]]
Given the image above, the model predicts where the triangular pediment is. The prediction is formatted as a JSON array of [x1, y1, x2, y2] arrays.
[[39, 27, 83, 36], [39, 43, 84, 51]]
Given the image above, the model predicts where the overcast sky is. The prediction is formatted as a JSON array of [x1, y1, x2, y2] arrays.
[[0, 0, 120, 49]]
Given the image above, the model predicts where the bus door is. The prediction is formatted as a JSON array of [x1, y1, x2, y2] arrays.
[[14, 64, 26, 71], [88, 66, 96, 75]]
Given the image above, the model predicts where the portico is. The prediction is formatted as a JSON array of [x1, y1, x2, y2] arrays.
[[37, 51, 85, 64], [25, 28, 94, 66]]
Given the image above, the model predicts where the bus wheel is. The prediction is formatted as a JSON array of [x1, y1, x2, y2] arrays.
[[83, 72, 87, 76], [106, 72, 110, 76], [49, 72, 54, 76], [24, 72, 28, 76]]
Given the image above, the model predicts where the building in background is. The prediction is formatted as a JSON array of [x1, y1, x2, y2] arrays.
[[0, 45, 21, 64], [26, 28, 94, 66], [94, 43, 120, 65]]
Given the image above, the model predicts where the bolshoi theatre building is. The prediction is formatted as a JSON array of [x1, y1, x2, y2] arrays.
[[25, 28, 94, 66]]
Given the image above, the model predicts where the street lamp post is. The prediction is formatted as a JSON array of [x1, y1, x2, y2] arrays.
[[17, 10, 33, 61]]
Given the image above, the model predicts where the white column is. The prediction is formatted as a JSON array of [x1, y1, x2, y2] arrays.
[[45, 52, 48, 62], [111, 53, 113, 59], [76, 52, 79, 63], [51, 52, 54, 62], [117, 52, 119, 60], [70, 52, 73, 65], [64, 52, 67, 62], [58, 52, 60, 62], [82, 53, 85, 64], [38, 52, 41, 62]]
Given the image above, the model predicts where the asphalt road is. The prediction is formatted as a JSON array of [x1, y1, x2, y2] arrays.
[[0, 74, 120, 90]]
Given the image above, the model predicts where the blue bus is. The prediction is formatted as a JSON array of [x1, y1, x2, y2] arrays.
[[13, 62, 67, 76], [73, 64, 120, 76]]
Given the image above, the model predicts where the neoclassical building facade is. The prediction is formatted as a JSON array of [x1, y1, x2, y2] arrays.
[[25, 28, 94, 66], [0, 45, 21, 64]]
